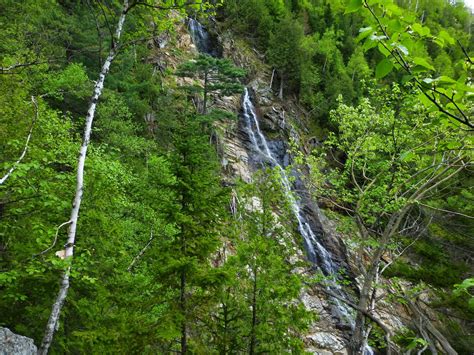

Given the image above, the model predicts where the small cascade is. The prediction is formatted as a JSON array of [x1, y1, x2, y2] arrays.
[[241, 88, 364, 336], [188, 18, 219, 57], [242, 89, 336, 274]]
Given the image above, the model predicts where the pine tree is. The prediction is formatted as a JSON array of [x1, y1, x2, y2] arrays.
[[175, 54, 245, 114]]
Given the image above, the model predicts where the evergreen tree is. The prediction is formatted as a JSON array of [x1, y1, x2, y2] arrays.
[[175, 54, 245, 114], [151, 100, 228, 354], [212, 171, 312, 354], [267, 15, 304, 97]]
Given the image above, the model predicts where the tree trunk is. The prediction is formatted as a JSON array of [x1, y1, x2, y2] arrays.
[[39, 2, 129, 353], [350, 212, 408, 355], [223, 302, 228, 355], [203, 70, 208, 114], [269, 68, 275, 90], [278, 74, 284, 99], [350, 256, 382, 354], [180, 270, 187, 355], [407, 297, 457, 355], [180, 218, 187, 355], [127, 229, 154, 272], [249, 266, 257, 355]]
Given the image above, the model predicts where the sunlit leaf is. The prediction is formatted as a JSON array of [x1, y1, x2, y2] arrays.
[[375, 58, 393, 78], [413, 57, 435, 71]]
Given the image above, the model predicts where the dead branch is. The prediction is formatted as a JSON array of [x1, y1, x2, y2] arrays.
[[0, 96, 38, 185], [128, 229, 154, 272]]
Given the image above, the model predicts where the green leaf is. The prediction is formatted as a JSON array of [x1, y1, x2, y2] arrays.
[[438, 76, 457, 84], [362, 38, 378, 51], [413, 57, 435, 71], [422, 77, 436, 84], [468, 297, 474, 310], [433, 37, 445, 47], [395, 43, 409, 56], [401, 75, 414, 84], [412, 23, 430, 37], [385, 3, 403, 16], [388, 19, 402, 32], [438, 30, 455, 45], [346, 0, 363, 13], [400, 151, 415, 161], [356, 26, 373, 42], [378, 42, 391, 57], [375, 58, 393, 78]]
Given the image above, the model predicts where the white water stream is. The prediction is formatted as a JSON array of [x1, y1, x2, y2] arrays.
[[188, 18, 215, 56], [242, 89, 378, 354], [242, 89, 355, 323], [188, 19, 374, 352]]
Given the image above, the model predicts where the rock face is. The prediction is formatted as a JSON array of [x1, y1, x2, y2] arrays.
[[0, 328, 37, 355], [175, 18, 412, 354]]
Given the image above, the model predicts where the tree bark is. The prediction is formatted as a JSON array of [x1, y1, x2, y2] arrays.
[[0, 96, 38, 186], [350, 211, 409, 355], [269, 68, 275, 90], [127, 229, 154, 272], [180, 270, 187, 355], [406, 297, 457, 355], [319, 287, 394, 352], [278, 74, 284, 99], [202, 70, 208, 114], [249, 265, 257, 355], [39, 2, 129, 353], [223, 303, 228, 354]]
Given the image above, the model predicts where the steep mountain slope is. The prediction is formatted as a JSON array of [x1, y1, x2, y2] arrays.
[[0, 1, 472, 354]]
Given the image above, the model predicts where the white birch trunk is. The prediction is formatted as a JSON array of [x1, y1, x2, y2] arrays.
[[279, 75, 284, 99], [127, 229, 154, 272], [0, 96, 38, 186], [39, 1, 129, 353], [269, 68, 275, 90]]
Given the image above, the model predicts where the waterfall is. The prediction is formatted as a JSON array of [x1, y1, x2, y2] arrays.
[[188, 18, 218, 57], [242, 89, 336, 274], [241, 89, 376, 354]]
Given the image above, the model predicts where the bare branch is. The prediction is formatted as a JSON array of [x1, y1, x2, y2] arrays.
[[417, 201, 474, 219], [0, 96, 38, 185], [0, 61, 51, 73], [128, 229, 154, 272], [33, 220, 73, 257], [457, 39, 473, 65]]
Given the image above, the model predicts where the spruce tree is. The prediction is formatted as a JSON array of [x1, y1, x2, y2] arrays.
[[151, 101, 228, 354]]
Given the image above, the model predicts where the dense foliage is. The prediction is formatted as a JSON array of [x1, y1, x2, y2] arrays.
[[0, 0, 472, 353]]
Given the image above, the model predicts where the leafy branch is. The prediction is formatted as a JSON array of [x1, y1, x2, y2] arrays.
[[349, 0, 473, 129]]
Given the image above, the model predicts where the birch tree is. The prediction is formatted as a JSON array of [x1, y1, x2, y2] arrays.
[[0, 96, 38, 186], [39, 1, 130, 353], [40, 2, 223, 352]]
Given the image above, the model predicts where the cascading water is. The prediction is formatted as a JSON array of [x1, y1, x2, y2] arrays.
[[241, 89, 354, 323], [242, 89, 337, 274], [188, 18, 219, 57], [242, 89, 376, 355], [187, 18, 372, 351]]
